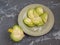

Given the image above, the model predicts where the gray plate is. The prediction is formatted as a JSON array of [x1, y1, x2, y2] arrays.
[[18, 4, 54, 36]]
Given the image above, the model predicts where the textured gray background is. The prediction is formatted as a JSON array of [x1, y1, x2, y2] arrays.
[[0, 0, 60, 45]]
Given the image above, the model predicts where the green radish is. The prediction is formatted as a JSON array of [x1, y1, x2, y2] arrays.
[[41, 12, 48, 23], [35, 6, 44, 16], [8, 25, 25, 42], [33, 10, 39, 17], [32, 17, 44, 26], [27, 8, 34, 19], [23, 18, 35, 27]]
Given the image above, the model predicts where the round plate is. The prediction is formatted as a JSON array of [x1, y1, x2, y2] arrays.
[[18, 4, 54, 36]]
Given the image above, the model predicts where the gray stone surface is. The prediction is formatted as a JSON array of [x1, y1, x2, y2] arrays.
[[0, 0, 60, 45]]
